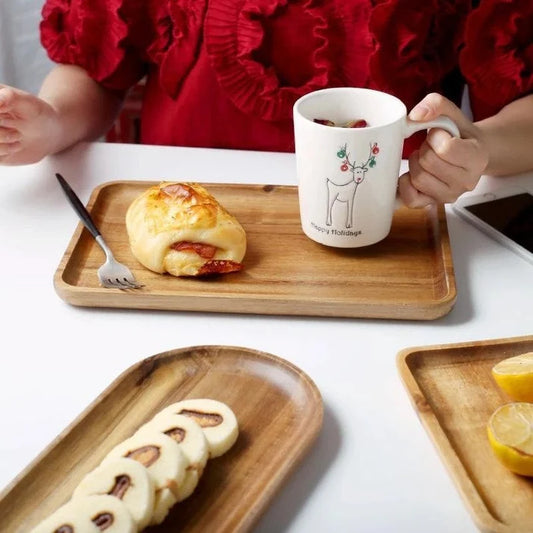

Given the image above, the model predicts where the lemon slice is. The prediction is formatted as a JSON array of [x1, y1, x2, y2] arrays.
[[487, 402, 533, 476], [492, 352, 533, 402]]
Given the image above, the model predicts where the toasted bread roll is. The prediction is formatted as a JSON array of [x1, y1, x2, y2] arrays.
[[126, 182, 246, 277]]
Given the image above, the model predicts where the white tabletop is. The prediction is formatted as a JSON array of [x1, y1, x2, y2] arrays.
[[0, 141, 532, 533]]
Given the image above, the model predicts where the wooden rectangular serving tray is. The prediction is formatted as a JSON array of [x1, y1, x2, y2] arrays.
[[397, 335, 533, 533], [54, 181, 456, 320], [0, 345, 323, 532]]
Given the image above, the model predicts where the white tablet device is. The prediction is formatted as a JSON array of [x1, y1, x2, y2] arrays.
[[453, 186, 533, 265]]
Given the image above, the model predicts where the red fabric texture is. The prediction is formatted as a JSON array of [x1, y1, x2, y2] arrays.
[[368, 0, 470, 155], [39, 0, 525, 154], [146, 0, 208, 99], [459, 0, 533, 120], [40, 0, 147, 92]]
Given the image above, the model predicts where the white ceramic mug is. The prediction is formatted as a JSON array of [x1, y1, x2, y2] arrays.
[[293, 87, 460, 248]]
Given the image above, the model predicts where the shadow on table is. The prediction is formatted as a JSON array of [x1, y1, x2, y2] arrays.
[[252, 402, 341, 532]]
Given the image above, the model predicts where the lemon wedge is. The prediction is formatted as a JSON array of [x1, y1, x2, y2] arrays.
[[492, 352, 533, 402], [487, 402, 533, 476]]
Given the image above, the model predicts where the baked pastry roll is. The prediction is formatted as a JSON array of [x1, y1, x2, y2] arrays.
[[126, 182, 246, 276]]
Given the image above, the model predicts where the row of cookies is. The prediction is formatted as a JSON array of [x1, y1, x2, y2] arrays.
[[32, 399, 239, 532]]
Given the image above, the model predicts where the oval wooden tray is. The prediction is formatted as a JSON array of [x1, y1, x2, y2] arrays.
[[0, 346, 323, 532], [54, 181, 456, 320], [397, 335, 533, 533]]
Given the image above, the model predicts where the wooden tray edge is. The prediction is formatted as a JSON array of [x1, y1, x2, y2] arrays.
[[0, 345, 324, 531], [396, 334, 533, 533], [53, 180, 112, 301], [52, 180, 457, 321], [51, 287, 458, 320], [435, 204, 457, 311]]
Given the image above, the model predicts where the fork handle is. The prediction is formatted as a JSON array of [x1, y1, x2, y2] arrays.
[[56, 173, 101, 239]]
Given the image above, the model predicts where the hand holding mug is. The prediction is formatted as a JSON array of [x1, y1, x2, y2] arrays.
[[293, 88, 462, 248], [399, 92, 490, 208]]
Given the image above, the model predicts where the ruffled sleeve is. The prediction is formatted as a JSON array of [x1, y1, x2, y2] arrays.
[[368, 0, 470, 108], [459, 0, 533, 120], [145, 0, 208, 99], [368, 0, 470, 155], [203, 0, 373, 122], [40, 0, 149, 92]]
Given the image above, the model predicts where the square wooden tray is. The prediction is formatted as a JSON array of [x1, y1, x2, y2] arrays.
[[54, 181, 456, 320], [397, 335, 533, 533], [0, 345, 323, 532]]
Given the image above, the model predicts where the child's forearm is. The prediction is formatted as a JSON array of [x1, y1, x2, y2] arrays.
[[38, 64, 125, 154], [476, 93, 533, 177]]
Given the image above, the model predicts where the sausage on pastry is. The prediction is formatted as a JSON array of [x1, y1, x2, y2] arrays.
[[125, 182, 246, 277]]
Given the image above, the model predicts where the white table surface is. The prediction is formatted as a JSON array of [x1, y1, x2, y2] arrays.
[[0, 141, 532, 533]]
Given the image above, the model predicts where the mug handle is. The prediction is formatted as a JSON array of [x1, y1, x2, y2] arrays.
[[395, 115, 460, 208], [403, 115, 460, 139]]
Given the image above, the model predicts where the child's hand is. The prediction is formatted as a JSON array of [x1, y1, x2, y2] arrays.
[[0, 84, 62, 165], [398, 93, 489, 207]]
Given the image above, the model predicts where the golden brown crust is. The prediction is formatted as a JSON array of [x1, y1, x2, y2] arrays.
[[126, 183, 246, 277]]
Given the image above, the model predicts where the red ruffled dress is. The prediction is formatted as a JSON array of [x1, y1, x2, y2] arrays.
[[40, 0, 532, 155]]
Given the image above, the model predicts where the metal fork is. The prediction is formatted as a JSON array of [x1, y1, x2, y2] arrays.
[[56, 173, 143, 290]]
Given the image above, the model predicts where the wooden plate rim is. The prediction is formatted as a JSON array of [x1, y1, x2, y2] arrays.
[[396, 334, 533, 533], [0, 345, 324, 532]]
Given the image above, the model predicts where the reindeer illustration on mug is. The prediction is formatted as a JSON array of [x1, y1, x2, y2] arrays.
[[326, 142, 380, 228]]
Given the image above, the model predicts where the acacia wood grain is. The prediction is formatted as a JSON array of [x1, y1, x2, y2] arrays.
[[397, 335, 533, 533], [54, 181, 456, 320], [0, 346, 323, 533]]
